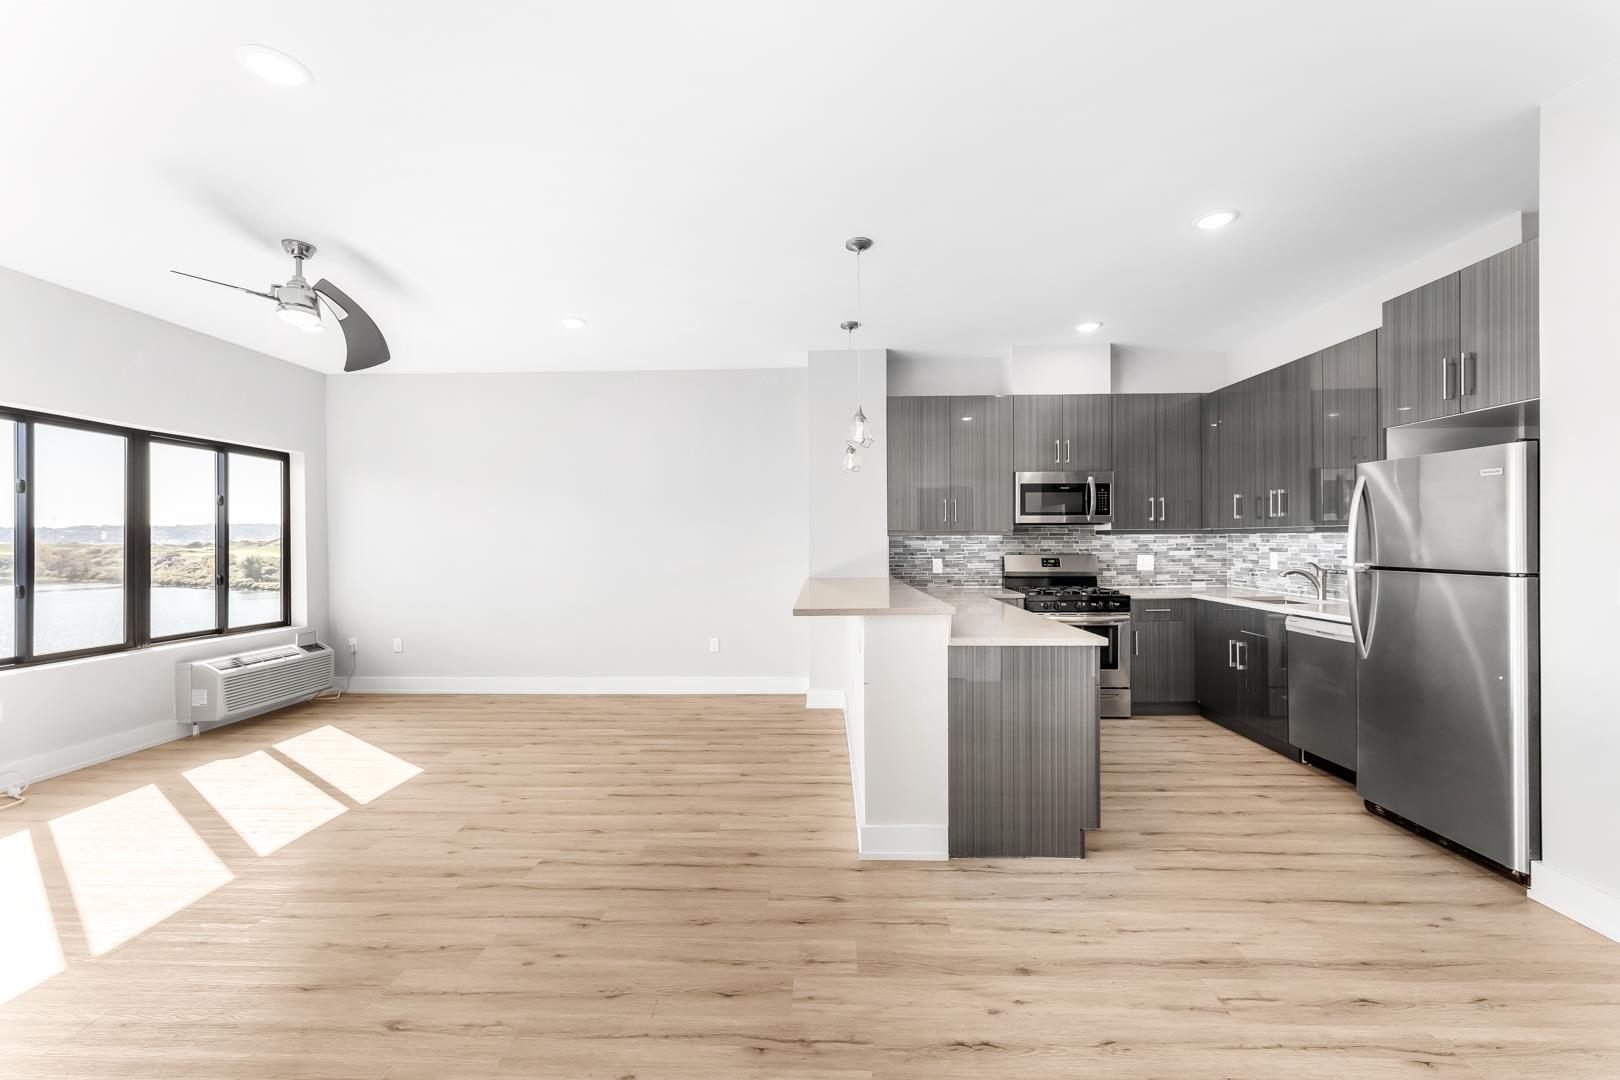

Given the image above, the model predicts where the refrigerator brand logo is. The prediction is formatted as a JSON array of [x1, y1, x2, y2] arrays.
[[1479, 467, 1504, 477]]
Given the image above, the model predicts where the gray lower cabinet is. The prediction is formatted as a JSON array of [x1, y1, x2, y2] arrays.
[[1131, 599, 1196, 708], [948, 645, 1100, 858], [888, 395, 1012, 533], [1013, 394, 1113, 472], [1194, 600, 1293, 758]]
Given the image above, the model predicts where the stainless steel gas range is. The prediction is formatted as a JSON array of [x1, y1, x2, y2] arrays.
[[1002, 554, 1132, 717]]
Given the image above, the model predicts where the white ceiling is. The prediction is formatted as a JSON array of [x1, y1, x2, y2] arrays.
[[1, 1, 1615, 374]]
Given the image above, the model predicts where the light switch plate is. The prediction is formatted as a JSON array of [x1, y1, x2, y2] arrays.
[[709, 638, 721, 653], [932, 558, 944, 574], [392, 637, 403, 653], [1269, 551, 1282, 571], [1136, 553, 1154, 573]]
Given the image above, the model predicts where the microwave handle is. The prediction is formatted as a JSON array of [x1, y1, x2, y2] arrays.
[[1088, 475, 1096, 518]]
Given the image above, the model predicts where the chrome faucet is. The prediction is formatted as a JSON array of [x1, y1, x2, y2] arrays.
[[1280, 564, 1326, 600]]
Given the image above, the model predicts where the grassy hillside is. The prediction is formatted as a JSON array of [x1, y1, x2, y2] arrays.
[[0, 540, 281, 591]]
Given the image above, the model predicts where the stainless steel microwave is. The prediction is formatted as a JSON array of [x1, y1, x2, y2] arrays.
[[1014, 471, 1114, 526]]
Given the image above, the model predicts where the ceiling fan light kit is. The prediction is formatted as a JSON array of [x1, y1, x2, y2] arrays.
[[172, 239, 391, 371]]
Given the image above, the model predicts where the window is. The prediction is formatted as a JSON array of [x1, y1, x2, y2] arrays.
[[226, 453, 284, 630], [150, 442, 219, 639], [0, 406, 290, 669], [0, 420, 14, 662], [32, 424, 128, 657]]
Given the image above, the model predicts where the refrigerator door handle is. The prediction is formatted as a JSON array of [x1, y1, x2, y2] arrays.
[[1346, 472, 1373, 659], [1346, 473, 1370, 566]]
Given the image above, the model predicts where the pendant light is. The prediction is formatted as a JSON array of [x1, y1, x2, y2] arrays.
[[841, 236, 875, 473]]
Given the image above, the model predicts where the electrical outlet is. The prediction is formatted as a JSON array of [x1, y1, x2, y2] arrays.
[[392, 637, 403, 653], [932, 558, 944, 574], [1136, 553, 1154, 573], [709, 638, 721, 653], [1269, 551, 1282, 571], [348, 637, 358, 654]]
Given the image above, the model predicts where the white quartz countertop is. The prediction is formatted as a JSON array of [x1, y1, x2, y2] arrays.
[[792, 577, 955, 617], [1126, 584, 1351, 624], [921, 586, 1107, 648], [792, 578, 1104, 647]]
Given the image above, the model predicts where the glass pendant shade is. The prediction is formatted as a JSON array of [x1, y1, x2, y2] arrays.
[[848, 405, 874, 448], [841, 443, 862, 473]]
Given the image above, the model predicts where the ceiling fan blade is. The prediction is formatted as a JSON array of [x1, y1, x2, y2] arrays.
[[313, 278, 391, 372], [170, 269, 277, 301]]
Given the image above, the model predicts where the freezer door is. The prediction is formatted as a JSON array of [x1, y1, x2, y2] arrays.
[[1354, 569, 1538, 872], [1353, 442, 1537, 574]]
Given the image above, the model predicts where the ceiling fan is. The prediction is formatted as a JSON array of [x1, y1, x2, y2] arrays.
[[172, 239, 390, 371]]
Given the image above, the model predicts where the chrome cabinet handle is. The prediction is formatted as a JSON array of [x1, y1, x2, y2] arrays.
[[1159, 496, 1165, 522], [1065, 439, 1071, 464], [1232, 493, 1241, 520], [1236, 641, 1247, 671], [941, 498, 948, 525], [1460, 352, 1476, 397], [1054, 439, 1060, 464], [952, 498, 958, 524], [1440, 356, 1456, 400], [1227, 639, 1236, 668], [1277, 488, 1287, 518], [1267, 489, 1275, 518], [1134, 630, 1139, 656], [1148, 498, 1155, 522]]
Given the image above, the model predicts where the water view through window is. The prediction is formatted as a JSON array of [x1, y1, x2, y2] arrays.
[[33, 424, 127, 655]]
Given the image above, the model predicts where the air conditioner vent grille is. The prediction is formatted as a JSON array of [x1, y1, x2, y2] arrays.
[[188, 642, 335, 729]]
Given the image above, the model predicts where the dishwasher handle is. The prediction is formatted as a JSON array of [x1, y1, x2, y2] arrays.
[[1285, 616, 1354, 643]]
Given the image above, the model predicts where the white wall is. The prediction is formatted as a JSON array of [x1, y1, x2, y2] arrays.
[[888, 343, 1111, 396], [806, 350, 889, 706], [1528, 71, 1620, 942], [1110, 346, 1229, 394], [0, 266, 327, 782], [1226, 211, 1538, 383], [325, 369, 808, 692]]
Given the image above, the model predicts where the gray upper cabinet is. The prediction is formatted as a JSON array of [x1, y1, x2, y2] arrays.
[[888, 395, 1012, 534], [1310, 330, 1379, 525], [1013, 395, 1113, 472], [1112, 394, 1201, 531], [1460, 238, 1538, 410], [1379, 237, 1538, 428], [1380, 272, 1460, 427], [1200, 393, 1222, 530], [948, 396, 1014, 533]]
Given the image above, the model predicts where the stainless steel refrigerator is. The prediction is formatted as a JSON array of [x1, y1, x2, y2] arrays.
[[1348, 440, 1539, 876]]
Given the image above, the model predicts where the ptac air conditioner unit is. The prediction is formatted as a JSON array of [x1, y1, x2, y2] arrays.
[[187, 642, 335, 731]]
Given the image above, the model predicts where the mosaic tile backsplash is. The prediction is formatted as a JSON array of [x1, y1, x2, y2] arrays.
[[890, 528, 1351, 598]]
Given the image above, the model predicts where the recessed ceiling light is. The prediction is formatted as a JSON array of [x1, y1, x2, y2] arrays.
[[559, 316, 588, 330], [235, 45, 313, 88], [1194, 210, 1239, 231], [1074, 321, 1103, 334]]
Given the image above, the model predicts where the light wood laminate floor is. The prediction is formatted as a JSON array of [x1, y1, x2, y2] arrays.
[[1, 696, 1616, 1079]]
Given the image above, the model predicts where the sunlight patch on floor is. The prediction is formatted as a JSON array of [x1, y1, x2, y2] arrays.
[[0, 830, 66, 1004], [184, 750, 347, 856], [48, 785, 233, 956], [273, 725, 423, 805]]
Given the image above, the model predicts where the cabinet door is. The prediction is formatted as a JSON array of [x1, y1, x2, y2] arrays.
[[1156, 394, 1203, 531], [1063, 395, 1114, 470], [1312, 331, 1379, 525], [1133, 600, 1196, 705], [1200, 394, 1223, 529], [1215, 385, 1249, 528], [1111, 394, 1157, 530], [1460, 238, 1538, 410], [949, 396, 1013, 533], [1013, 395, 1066, 471], [886, 396, 952, 532], [1195, 601, 1238, 716], [1380, 272, 1461, 426], [1273, 358, 1315, 526]]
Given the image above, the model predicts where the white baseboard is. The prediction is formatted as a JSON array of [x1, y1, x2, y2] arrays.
[[1529, 861, 1620, 943], [3, 718, 183, 786], [805, 689, 846, 710], [345, 675, 809, 695], [858, 823, 948, 861]]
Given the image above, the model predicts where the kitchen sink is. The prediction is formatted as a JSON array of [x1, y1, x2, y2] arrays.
[[1240, 594, 1318, 606]]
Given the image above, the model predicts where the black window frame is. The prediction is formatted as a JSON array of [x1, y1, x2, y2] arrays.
[[0, 405, 292, 669]]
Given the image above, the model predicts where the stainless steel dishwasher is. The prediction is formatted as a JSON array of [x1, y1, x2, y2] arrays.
[[1285, 616, 1357, 772]]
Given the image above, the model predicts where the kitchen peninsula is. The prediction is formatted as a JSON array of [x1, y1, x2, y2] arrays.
[[793, 577, 1104, 860]]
